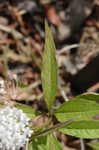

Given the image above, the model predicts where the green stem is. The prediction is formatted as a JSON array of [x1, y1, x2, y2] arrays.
[[32, 119, 75, 138]]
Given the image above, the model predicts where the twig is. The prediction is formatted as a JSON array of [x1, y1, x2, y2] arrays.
[[60, 90, 69, 102], [58, 84, 69, 102], [80, 139, 85, 150], [57, 44, 79, 55]]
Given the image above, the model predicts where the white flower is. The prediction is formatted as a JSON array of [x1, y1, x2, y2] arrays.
[[0, 106, 33, 150]]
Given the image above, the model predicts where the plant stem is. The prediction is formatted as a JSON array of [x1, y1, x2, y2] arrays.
[[32, 119, 75, 138]]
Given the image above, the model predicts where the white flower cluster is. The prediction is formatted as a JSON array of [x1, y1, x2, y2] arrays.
[[0, 106, 33, 150]]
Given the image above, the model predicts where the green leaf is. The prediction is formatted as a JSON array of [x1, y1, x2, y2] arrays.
[[55, 99, 99, 122], [38, 145, 47, 150], [28, 142, 33, 150], [75, 92, 99, 103], [32, 136, 47, 150], [88, 142, 99, 150], [41, 21, 58, 110], [59, 120, 99, 139], [15, 103, 36, 119], [31, 134, 62, 150], [47, 134, 62, 150]]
